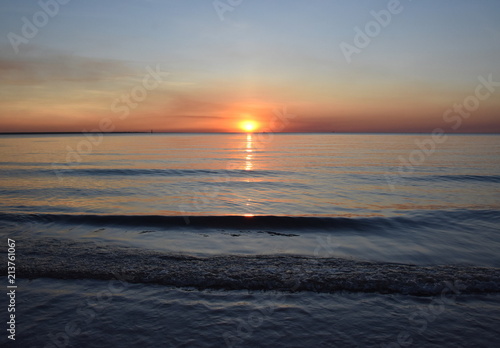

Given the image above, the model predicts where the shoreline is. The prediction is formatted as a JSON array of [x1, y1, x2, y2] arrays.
[[7, 237, 500, 296]]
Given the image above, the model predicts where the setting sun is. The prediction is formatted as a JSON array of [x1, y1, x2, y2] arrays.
[[240, 120, 258, 133]]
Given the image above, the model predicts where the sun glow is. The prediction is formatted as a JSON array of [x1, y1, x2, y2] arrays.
[[240, 120, 258, 133]]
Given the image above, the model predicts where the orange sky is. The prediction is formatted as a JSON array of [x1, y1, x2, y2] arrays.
[[1, 1, 499, 133]]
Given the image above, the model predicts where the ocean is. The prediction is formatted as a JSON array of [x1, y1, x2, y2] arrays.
[[1, 133, 499, 347]]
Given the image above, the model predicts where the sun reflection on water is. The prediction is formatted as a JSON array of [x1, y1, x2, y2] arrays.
[[245, 134, 253, 171]]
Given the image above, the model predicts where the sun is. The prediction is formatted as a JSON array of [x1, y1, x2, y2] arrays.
[[240, 120, 258, 133]]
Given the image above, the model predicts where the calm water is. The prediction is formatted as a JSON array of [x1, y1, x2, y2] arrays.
[[1, 133, 499, 347], [1, 133, 499, 217]]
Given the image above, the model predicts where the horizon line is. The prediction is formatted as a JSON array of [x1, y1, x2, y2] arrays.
[[1, 131, 500, 135]]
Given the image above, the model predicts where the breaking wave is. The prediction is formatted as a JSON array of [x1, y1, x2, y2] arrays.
[[4, 237, 500, 296], [0, 210, 499, 231]]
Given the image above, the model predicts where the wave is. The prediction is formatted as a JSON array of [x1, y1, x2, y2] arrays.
[[0, 168, 292, 178], [0, 161, 54, 167], [1, 211, 499, 231], [0, 212, 386, 230], [0, 181, 312, 198], [410, 174, 500, 183], [4, 237, 500, 295]]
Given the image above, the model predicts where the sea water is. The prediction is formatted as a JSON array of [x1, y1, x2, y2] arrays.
[[0, 133, 499, 347]]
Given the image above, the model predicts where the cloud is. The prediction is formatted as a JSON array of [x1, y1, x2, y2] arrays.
[[179, 115, 227, 120], [0, 46, 134, 86]]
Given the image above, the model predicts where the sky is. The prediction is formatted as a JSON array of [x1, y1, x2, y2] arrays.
[[0, 0, 499, 133]]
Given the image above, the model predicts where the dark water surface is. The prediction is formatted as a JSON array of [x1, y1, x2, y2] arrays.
[[1, 133, 499, 346]]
